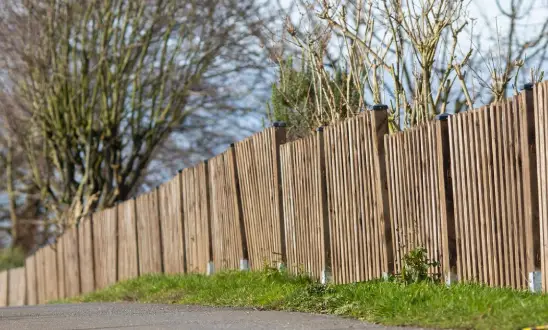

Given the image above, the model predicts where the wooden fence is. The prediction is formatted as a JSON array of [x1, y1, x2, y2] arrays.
[[280, 130, 327, 279], [448, 94, 537, 289], [3, 82, 548, 307], [209, 148, 245, 271], [323, 111, 390, 284], [234, 127, 286, 269], [385, 121, 453, 277]]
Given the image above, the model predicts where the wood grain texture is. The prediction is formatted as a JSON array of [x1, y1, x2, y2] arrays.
[[280, 131, 327, 279], [447, 96, 535, 289], [535, 82, 548, 292], [209, 149, 244, 271], [234, 128, 286, 269], [158, 175, 186, 274], [62, 227, 80, 298], [78, 216, 95, 294], [44, 244, 58, 302], [35, 248, 46, 304], [324, 112, 388, 284], [181, 163, 210, 274], [25, 255, 37, 305], [117, 200, 139, 280], [135, 190, 163, 275], [93, 208, 118, 290], [8, 267, 26, 306], [56, 235, 66, 300], [0, 270, 7, 307], [384, 121, 451, 277]]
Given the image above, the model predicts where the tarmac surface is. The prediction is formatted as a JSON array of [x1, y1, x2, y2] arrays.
[[0, 303, 429, 330]]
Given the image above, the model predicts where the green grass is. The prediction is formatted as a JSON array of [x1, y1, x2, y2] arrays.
[[59, 268, 548, 330]]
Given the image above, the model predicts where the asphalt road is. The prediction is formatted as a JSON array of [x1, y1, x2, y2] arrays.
[[0, 303, 428, 330]]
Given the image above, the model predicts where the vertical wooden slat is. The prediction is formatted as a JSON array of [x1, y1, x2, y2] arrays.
[[78, 216, 94, 294], [44, 244, 58, 302], [36, 248, 46, 304], [93, 208, 118, 290], [0, 270, 7, 307], [478, 108, 494, 286], [536, 82, 548, 292], [63, 226, 80, 298], [181, 163, 210, 274], [8, 267, 26, 306], [159, 175, 186, 274], [25, 255, 37, 305], [56, 234, 66, 300], [136, 190, 162, 275], [117, 200, 139, 281]]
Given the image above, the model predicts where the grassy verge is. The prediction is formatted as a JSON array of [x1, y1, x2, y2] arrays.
[[59, 268, 548, 330]]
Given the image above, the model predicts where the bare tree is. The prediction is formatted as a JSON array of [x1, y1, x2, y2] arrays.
[[270, 0, 547, 134], [0, 0, 274, 229], [466, 0, 548, 103]]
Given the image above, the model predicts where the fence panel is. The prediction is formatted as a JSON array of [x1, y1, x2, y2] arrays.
[[136, 190, 163, 274], [55, 234, 66, 299], [8, 267, 26, 306], [448, 96, 535, 289], [78, 216, 95, 294], [93, 208, 118, 290], [159, 175, 186, 274], [25, 255, 37, 305], [62, 226, 80, 297], [56, 235, 66, 299], [385, 121, 452, 277], [44, 244, 58, 302], [117, 200, 139, 280], [536, 81, 548, 292], [280, 131, 327, 279], [209, 148, 244, 271], [324, 111, 390, 284], [234, 127, 286, 269], [0, 270, 7, 307], [35, 248, 46, 304], [181, 163, 210, 273]]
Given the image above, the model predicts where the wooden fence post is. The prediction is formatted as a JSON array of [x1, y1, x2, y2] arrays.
[[204, 160, 215, 276], [532, 82, 546, 292], [230, 143, 249, 269], [435, 114, 457, 283], [521, 84, 540, 284], [273, 122, 288, 267], [316, 126, 332, 283], [155, 186, 166, 274], [369, 105, 394, 274]]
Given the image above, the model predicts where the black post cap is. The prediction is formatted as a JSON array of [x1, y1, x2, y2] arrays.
[[273, 121, 287, 128], [522, 83, 534, 91], [435, 113, 452, 121], [316, 126, 325, 132], [370, 104, 388, 111]]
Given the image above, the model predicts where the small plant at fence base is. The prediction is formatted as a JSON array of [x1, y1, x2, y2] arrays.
[[398, 247, 441, 284]]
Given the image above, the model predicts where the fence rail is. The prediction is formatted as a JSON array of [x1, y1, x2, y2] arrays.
[[3, 82, 548, 307]]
